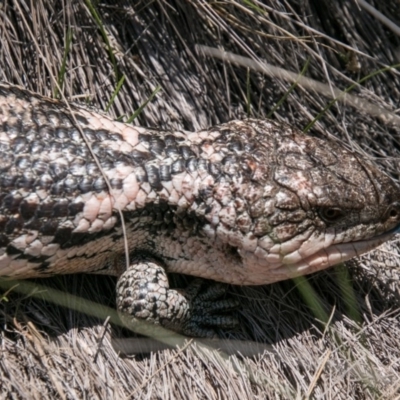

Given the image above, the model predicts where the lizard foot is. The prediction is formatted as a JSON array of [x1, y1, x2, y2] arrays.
[[116, 258, 238, 338]]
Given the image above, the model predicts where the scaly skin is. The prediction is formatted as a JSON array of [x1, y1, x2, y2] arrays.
[[0, 82, 399, 336]]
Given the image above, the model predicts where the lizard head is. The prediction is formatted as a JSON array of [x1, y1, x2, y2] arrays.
[[201, 120, 400, 285]]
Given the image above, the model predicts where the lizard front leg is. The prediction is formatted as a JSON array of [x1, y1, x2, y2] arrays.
[[116, 256, 238, 338]]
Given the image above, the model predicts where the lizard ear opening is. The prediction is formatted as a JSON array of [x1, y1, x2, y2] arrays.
[[318, 207, 344, 223]]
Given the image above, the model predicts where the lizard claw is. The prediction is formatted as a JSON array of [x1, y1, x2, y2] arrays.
[[180, 279, 239, 338]]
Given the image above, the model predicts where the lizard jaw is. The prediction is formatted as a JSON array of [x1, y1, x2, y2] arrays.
[[237, 225, 399, 285], [270, 228, 398, 280]]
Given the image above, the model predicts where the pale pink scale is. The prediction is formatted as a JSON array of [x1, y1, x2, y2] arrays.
[[113, 193, 130, 211], [177, 195, 189, 208], [24, 240, 43, 257], [279, 229, 314, 256], [73, 217, 90, 233], [135, 189, 148, 207], [258, 235, 275, 251], [41, 243, 60, 257], [161, 181, 173, 193], [98, 196, 113, 220], [120, 126, 140, 147], [172, 172, 184, 193], [182, 173, 195, 201], [122, 174, 139, 201], [82, 196, 101, 222], [9, 235, 29, 251], [103, 216, 117, 230]]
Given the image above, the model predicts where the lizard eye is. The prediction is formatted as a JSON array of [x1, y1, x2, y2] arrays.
[[318, 207, 344, 223], [385, 202, 400, 221]]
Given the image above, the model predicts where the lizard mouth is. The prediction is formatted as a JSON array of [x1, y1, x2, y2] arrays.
[[271, 225, 400, 278]]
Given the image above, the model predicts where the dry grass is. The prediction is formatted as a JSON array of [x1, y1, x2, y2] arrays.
[[0, 0, 400, 398]]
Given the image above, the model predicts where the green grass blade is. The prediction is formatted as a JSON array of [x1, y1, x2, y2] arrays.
[[267, 58, 310, 118], [292, 275, 329, 325], [105, 75, 125, 112], [54, 27, 73, 99], [85, 0, 120, 81], [126, 85, 162, 123]]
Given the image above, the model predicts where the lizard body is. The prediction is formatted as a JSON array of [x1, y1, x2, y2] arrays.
[[1, 83, 399, 336]]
